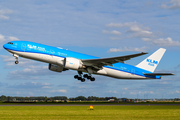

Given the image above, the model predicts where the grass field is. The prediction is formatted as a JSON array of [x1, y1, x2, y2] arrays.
[[0, 105, 180, 120]]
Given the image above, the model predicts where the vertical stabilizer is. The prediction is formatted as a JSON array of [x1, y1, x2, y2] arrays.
[[136, 48, 166, 72]]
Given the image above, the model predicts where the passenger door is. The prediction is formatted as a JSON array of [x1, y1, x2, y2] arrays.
[[21, 43, 26, 52]]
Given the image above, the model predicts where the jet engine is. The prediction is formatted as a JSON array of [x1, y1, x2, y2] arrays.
[[63, 57, 83, 70], [49, 64, 65, 72]]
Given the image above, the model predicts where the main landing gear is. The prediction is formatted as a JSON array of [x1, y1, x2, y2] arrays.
[[74, 71, 95, 82]]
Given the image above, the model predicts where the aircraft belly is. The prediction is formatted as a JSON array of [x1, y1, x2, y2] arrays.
[[103, 67, 146, 79], [104, 67, 130, 79], [8, 50, 62, 64], [96, 69, 107, 75]]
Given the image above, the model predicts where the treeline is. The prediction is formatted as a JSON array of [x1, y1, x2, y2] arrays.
[[69, 96, 117, 101], [1, 95, 180, 102], [0, 95, 117, 102]]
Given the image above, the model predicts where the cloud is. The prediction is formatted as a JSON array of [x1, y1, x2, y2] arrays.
[[128, 25, 142, 32], [0, 34, 19, 48], [107, 90, 118, 93], [8, 36, 19, 41], [122, 88, 128, 90], [6, 63, 74, 80], [0, 34, 6, 42], [5, 61, 73, 80], [139, 80, 175, 91], [106, 22, 153, 38], [128, 29, 153, 38], [106, 22, 180, 47], [8, 82, 53, 89], [42, 86, 51, 89], [160, 0, 180, 9], [167, 90, 180, 94], [0, 15, 9, 20], [0, 56, 53, 79], [0, 9, 13, 20], [142, 37, 180, 46], [8, 65, 50, 80], [0, 9, 13, 14], [102, 30, 121, 35], [0, 55, 41, 66], [130, 91, 154, 95], [176, 90, 180, 93], [110, 37, 121, 40], [141, 38, 152, 41], [126, 25, 153, 38], [153, 37, 180, 46], [108, 46, 147, 52], [0, 54, 75, 80], [50, 89, 67, 93], [106, 22, 137, 28]]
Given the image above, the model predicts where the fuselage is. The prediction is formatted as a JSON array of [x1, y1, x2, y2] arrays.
[[3, 41, 161, 80]]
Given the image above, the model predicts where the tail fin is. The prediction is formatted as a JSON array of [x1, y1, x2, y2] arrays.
[[136, 48, 166, 72]]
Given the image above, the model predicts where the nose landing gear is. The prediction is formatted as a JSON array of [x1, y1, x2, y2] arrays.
[[13, 54, 19, 64], [15, 60, 19, 64]]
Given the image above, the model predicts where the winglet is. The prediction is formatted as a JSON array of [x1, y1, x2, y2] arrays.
[[136, 48, 166, 72]]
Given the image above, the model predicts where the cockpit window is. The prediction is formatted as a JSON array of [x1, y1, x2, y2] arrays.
[[7, 42, 13, 45]]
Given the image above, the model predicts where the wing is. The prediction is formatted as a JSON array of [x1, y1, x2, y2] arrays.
[[82, 52, 147, 69]]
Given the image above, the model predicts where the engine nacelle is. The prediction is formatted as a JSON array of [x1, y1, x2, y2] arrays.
[[64, 57, 82, 70], [49, 64, 64, 73]]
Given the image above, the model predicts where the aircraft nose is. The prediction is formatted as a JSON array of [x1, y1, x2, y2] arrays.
[[3, 44, 8, 50]]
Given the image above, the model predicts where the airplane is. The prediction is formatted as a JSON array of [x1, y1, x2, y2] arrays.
[[3, 41, 174, 82]]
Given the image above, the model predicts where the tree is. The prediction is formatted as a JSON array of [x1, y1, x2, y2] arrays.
[[0, 95, 7, 101], [75, 96, 87, 101]]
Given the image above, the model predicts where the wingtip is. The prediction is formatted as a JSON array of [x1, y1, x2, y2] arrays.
[[142, 52, 148, 54]]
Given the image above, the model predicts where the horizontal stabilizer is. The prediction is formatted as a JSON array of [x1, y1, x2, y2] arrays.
[[144, 73, 175, 76]]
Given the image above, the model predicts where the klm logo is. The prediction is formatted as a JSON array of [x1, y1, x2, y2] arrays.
[[146, 59, 158, 66]]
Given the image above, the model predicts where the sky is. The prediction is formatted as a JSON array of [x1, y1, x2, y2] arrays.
[[0, 0, 180, 99]]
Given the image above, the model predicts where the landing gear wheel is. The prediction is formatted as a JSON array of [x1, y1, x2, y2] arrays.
[[78, 77, 82, 80], [81, 78, 85, 82], [74, 75, 78, 79], [15, 61, 19, 64], [90, 77, 95, 81], [87, 76, 91, 80], [83, 74, 88, 78]]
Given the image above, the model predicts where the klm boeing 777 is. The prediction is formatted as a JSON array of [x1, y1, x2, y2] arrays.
[[3, 41, 174, 82]]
